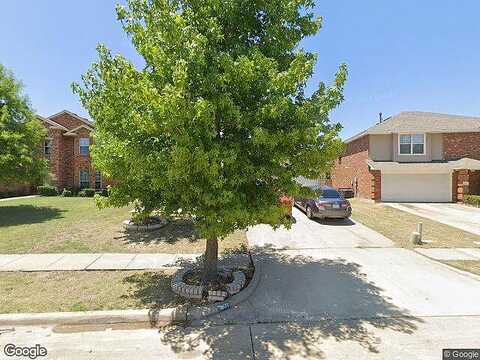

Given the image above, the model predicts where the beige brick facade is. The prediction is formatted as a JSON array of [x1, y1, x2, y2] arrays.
[[332, 130, 480, 202]]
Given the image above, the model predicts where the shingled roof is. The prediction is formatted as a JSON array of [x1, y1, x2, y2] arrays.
[[346, 111, 480, 143]]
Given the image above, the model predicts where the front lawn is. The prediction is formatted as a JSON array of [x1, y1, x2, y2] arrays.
[[0, 197, 247, 254], [0, 270, 184, 313], [443, 261, 480, 277], [350, 199, 480, 248]]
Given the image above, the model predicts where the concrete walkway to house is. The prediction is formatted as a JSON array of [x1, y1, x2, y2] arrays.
[[0, 195, 38, 202], [415, 247, 480, 260], [386, 202, 480, 236], [0, 253, 202, 271]]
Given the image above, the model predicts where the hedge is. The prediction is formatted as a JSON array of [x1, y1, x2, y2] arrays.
[[464, 194, 480, 207], [38, 185, 58, 196]]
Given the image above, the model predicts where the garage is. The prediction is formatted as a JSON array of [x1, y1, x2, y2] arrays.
[[381, 173, 452, 202]]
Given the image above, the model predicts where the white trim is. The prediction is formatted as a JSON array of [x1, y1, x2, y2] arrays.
[[397, 133, 426, 156], [64, 124, 94, 136], [367, 158, 480, 174], [48, 110, 93, 127]]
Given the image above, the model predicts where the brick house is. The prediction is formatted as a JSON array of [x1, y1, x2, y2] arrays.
[[331, 111, 480, 202], [38, 110, 112, 192]]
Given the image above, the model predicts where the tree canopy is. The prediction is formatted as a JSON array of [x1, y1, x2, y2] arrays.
[[73, 0, 347, 280], [0, 64, 46, 185]]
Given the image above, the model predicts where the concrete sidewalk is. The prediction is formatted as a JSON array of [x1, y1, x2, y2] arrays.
[[0, 253, 201, 271], [415, 247, 480, 260], [0, 195, 38, 202]]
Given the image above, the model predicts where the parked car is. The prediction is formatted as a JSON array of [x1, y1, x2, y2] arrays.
[[294, 186, 352, 220], [338, 187, 354, 199]]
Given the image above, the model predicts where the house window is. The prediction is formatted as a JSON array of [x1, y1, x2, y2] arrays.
[[79, 170, 90, 189], [79, 138, 90, 156], [95, 171, 102, 190], [44, 139, 52, 157], [399, 134, 425, 155]]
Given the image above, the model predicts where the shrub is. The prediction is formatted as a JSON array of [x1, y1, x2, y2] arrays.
[[464, 195, 480, 207], [61, 189, 73, 197], [79, 188, 95, 197], [101, 188, 109, 197], [38, 185, 57, 196]]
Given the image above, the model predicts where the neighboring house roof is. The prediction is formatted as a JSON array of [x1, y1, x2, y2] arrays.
[[48, 110, 94, 127], [346, 111, 480, 144]]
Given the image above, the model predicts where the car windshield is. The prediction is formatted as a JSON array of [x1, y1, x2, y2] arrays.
[[320, 189, 341, 199]]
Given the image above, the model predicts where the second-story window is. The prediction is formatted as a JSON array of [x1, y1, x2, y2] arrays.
[[79, 138, 90, 156], [44, 139, 52, 157], [399, 134, 425, 155]]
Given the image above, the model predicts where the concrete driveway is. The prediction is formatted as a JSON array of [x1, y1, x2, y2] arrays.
[[386, 202, 480, 236], [205, 207, 480, 358], [248, 207, 394, 249]]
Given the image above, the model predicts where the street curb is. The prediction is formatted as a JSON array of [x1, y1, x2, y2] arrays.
[[0, 307, 186, 327], [186, 251, 261, 321]]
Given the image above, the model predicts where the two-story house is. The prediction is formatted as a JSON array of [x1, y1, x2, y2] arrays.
[[331, 111, 480, 203], [39, 110, 107, 191]]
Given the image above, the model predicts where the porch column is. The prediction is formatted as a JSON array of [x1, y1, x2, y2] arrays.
[[456, 169, 470, 202], [370, 170, 381, 202]]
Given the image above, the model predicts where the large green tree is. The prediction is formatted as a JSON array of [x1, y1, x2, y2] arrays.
[[0, 64, 46, 185], [74, 0, 346, 283]]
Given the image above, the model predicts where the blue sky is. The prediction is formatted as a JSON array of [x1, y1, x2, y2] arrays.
[[1, 0, 479, 139]]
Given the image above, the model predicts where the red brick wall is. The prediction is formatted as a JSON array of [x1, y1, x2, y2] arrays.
[[331, 135, 373, 199], [443, 132, 480, 160], [470, 171, 480, 195], [452, 171, 459, 202], [45, 119, 96, 190], [3, 113, 110, 194], [370, 170, 381, 201], [73, 128, 95, 188], [46, 127, 65, 187]]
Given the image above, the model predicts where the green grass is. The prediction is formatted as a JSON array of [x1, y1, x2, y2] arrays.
[[0, 197, 248, 254], [350, 199, 480, 248], [442, 261, 480, 277], [0, 270, 185, 313]]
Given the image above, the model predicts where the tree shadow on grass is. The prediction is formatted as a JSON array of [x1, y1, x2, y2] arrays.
[[115, 219, 200, 246], [121, 271, 188, 310], [0, 205, 65, 227], [157, 250, 423, 359]]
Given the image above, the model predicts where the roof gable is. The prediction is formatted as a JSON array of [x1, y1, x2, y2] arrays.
[[37, 115, 69, 131], [48, 110, 93, 130]]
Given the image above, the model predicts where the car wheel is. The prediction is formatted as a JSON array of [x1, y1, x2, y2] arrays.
[[306, 206, 313, 219]]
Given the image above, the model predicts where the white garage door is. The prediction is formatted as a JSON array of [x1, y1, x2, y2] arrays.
[[381, 174, 452, 202]]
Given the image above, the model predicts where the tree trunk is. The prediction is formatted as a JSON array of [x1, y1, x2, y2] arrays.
[[202, 237, 218, 285]]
